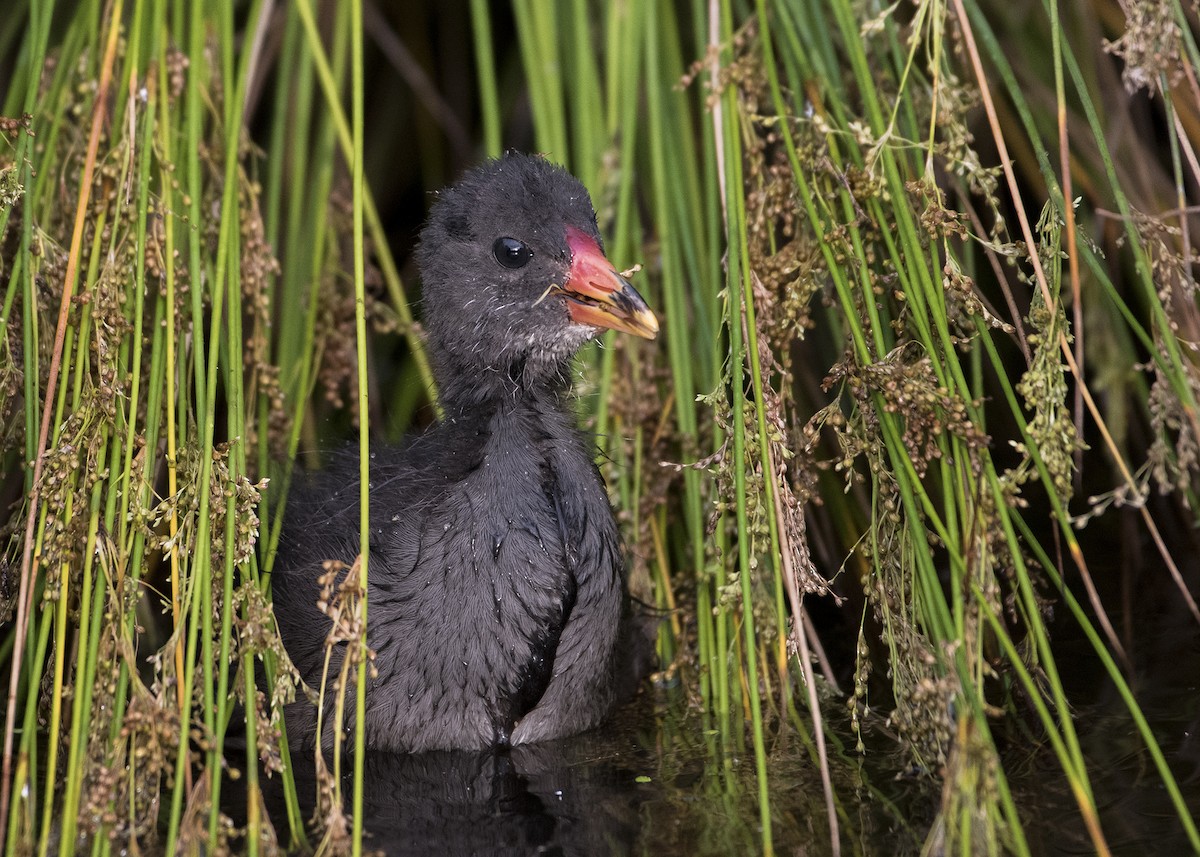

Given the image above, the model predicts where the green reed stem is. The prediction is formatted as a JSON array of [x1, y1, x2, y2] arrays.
[[469, 0, 501, 158], [350, 0, 370, 851]]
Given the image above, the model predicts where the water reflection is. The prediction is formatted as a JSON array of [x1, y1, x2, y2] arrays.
[[262, 735, 647, 856], [360, 747, 638, 855], [1014, 585, 1200, 856], [237, 610, 1199, 857]]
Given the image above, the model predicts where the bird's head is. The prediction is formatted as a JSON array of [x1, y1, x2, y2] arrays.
[[416, 153, 657, 400]]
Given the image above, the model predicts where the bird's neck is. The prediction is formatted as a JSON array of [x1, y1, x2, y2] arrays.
[[433, 347, 575, 413], [435, 355, 593, 497]]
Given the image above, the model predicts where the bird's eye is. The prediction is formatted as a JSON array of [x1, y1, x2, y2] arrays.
[[493, 237, 533, 269]]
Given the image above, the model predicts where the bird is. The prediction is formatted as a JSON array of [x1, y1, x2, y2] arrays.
[[270, 152, 659, 754]]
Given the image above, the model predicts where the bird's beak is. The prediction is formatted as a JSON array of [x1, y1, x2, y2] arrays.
[[559, 226, 659, 340]]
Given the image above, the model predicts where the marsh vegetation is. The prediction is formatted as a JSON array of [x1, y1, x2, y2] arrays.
[[1, 0, 1199, 854]]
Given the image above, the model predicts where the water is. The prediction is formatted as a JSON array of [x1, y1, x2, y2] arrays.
[[1012, 590, 1200, 856], [246, 597, 1199, 855], [255, 691, 924, 856]]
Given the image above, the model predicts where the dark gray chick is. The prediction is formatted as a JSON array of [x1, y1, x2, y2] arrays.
[[271, 153, 658, 753]]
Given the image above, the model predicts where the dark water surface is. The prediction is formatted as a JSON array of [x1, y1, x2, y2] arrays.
[[1013, 592, 1200, 857], [253, 688, 923, 857], [245, 606, 1199, 856]]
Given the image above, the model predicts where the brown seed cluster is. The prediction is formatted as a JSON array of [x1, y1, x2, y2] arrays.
[[36, 412, 105, 597], [309, 190, 394, 426], [1146, 357, 1200, 504], [306, 556, 378, 853], [1011, 292, 1084, 504], [236, 173, 290, 458], [1119, 210, 1200, 506], [825, 349, 988, 480], [0, 112, 33, 137], [86, 686, 184, 844], [1104, 0, 1186, 94]]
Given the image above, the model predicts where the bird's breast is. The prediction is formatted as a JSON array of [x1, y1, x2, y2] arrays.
[[359, 402, 621, 748], [368, 430, 584, 738]]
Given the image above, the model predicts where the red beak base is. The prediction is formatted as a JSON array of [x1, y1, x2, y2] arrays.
[[559, 226, 659, 340]]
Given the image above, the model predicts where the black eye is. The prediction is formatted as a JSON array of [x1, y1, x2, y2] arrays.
[[493, 237, 533, 269]]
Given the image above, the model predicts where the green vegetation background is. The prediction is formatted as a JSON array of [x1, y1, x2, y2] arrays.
[[1, 0, 1198, 854]]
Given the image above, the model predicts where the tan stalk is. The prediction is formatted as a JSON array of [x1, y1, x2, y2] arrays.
[[770, 447, 840, 855]]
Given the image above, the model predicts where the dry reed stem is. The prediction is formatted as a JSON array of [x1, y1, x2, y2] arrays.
[[1054, 12, 1085, 489], [709, 0, 727, 230], [769, 443, 839, 856]]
